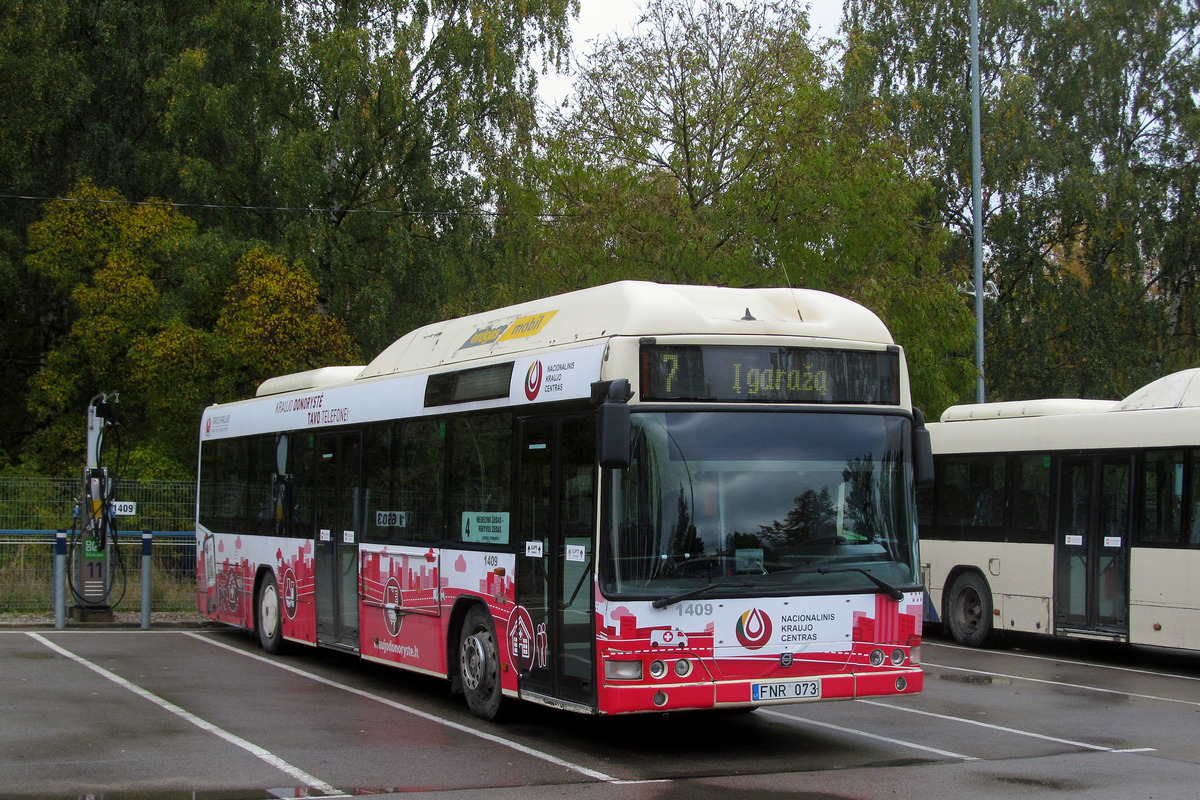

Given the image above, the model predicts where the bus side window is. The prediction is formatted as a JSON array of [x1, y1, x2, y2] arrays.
[[197, 440, 221, 533], [1011, 454, 1051, 543], [935, 456, 1005, 539], [936, 455, 974, 537], [1191, 450, 1200, 547], [399, 418, 446, 543], [363, 422, 399, 545], [364, 418, 449, 545], [291, 433, 316, 537], [560, 416, 596, 540], [1142, 449, 1185, 546], [972, 488, 1004, 528], [916, 484, 933, 528], [251, 435, 278, 537], [933, 459, 970, 536], [203, 438, 251, 536], [448, 412, 511, 545]]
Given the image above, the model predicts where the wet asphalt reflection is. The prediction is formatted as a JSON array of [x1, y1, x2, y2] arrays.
[[2, 626, 1199, 799]]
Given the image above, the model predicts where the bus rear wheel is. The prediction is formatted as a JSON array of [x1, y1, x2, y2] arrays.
[[946, 571, 992, 647], [257, 573, 284, 655], [459, 605, 504, 720]]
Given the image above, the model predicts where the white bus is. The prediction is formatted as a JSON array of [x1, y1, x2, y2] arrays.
[[197, 281, 933, 719], [920, 369, 1200, 650]]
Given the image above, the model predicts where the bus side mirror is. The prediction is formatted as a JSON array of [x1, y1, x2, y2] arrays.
[[913, 408, 934, 488], [594, 379, 633, 469]]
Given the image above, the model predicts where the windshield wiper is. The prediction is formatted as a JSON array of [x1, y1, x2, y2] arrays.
[[816, 567, 905, 600], [652, 581, 747, 609]]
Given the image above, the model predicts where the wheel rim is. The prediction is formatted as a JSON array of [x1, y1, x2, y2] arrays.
[[957, 587, 981, 633], [460, 631, 494, 694], [260, 584, 279, 640]]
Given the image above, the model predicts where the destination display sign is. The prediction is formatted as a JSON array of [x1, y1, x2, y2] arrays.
[[640, 345, 900, 404]]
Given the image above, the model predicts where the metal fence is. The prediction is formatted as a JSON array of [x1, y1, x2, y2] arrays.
[[0, 477, 196, 613]]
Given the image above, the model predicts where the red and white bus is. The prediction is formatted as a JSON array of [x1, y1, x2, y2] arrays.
[[196, 281, 931, 719]]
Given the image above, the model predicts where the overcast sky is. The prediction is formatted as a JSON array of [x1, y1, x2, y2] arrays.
[[538, 0, 846, 106]]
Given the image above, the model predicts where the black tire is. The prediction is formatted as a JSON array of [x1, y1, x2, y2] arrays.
[[256, 573, 284, 655], [459, 605, 504, 720], [945, 571, 993, 647]]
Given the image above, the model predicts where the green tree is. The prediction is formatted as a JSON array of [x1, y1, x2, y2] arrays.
[[0, 1, 214, 201], [156, 0, 578, 355], [0, 0, 578, 470], [502, 0, 973, 414], [842, 0, 1200, 401], [212, 248, 358, 398], [22, 183, 355, 477], [0, 1, 283, 465]]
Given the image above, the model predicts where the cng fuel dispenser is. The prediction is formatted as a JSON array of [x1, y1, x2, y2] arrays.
[[69, 393, 126, 620]]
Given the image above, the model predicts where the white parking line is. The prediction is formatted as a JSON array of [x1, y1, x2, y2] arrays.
[[924, 640, 1200, 684], [27, 632, 344, 796], [758, 708, 979, 761], [858, 699, 1156, 754], [923, 661, 1200, 708], [185, 632, 619, 783]]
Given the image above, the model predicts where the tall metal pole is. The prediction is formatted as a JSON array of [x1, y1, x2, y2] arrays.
[[971, 0, 985, 402]]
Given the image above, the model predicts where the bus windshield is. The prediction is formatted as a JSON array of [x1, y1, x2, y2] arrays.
[[602, 411, 918, 598]]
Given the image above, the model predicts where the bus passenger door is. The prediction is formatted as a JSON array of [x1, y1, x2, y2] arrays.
[[515, 415, 596, 708], [314, 431, 362, 650], [1055, 457, 1130, 636]]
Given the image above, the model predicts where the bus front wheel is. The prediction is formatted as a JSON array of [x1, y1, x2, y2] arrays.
[[256, 573, 284, 655], [946, 571, 993, 647], [459, 605, 504, 720]]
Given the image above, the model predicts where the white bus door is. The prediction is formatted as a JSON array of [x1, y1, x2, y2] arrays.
[[1055, 457, 1131, 636], [515, 415, 596, 709], [314, 431, 362, 650]]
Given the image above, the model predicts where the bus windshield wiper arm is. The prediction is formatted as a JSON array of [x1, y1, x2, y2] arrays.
[[652, 581, 746, 609], [816, 567, 905, 600]]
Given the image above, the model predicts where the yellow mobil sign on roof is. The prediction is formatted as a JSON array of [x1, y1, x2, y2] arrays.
[[499, 311, 557, 341], [461, 310, 557, 349]]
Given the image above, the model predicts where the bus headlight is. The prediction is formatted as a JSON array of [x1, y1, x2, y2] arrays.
[[869, 649, 885, 667], [674, 658, 693, 678], [890, 648, 905, 666], [909, 645, 921, 666], [648, 660, 667, 679], [605, 660, 643, 681]]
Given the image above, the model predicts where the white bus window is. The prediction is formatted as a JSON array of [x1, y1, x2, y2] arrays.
[[448, 413, 511, 545], [934, 455, 1006, 539], [1142, 450, 1185, 546], [364, 419, 447, 544], [1010, 454, 1051, 541], [1190, 451, 1200, 547], [363, 423, 398, 544], [398, 418, 446, 543], [200, 436, 282, 538]]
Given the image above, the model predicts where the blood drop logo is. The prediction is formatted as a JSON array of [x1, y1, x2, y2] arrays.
[[735, 608, 772, 649], [524, 360, 543, 401]]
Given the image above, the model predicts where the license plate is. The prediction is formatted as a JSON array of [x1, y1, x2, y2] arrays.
[[752, 679, 821, 702]]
